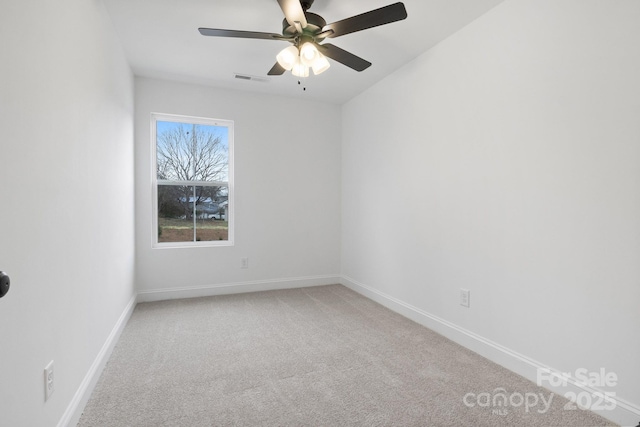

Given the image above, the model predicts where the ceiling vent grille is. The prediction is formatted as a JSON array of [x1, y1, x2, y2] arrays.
[[234, 73, 268, 83]]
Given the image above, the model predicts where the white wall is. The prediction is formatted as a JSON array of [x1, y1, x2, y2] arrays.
[[135, 78, 341, 299], [0, 1, 135, 426], [341, 0, 640, 424]]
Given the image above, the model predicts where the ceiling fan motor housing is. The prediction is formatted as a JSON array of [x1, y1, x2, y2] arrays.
[[282, 12, 327, 40]]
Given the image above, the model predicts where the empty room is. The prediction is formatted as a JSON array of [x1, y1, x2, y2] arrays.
[[0, 0, 639, 426]]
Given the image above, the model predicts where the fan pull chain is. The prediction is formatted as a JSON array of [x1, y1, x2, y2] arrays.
[[298, 78, 307, 92]]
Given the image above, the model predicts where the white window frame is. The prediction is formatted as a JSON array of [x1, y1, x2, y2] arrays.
[[151, 112, 234, 248]]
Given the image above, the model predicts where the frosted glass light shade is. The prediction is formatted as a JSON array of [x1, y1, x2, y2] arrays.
[[291, 58, 309, 78], [276, 46, 299, 70], [312, 53, 330, 75], [299, 42, 319, 67]]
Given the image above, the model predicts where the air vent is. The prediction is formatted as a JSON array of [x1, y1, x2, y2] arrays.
[[234, 73, 268, 83]]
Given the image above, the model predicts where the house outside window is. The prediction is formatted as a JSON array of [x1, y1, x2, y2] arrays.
[[151, 113, 234, 247]]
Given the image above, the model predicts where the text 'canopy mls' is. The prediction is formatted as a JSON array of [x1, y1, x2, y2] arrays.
[[156, 121, 229, 182]]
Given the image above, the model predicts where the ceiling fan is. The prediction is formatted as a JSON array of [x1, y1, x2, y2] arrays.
[[198, 0, 407, 77]]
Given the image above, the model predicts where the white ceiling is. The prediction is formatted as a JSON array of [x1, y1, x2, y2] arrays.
[[103, 0, 505, 104]]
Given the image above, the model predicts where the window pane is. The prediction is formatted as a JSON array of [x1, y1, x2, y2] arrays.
[[194, 185, 229, 242], [156, 121, 229, 182], [157, 184, 228, 243], [157, 184, 195, 243]]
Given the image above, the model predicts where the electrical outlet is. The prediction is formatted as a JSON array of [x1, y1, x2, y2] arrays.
[[241, 258, 249, 269], [460, 289, 470, 308], [44, 360, 54, 401]]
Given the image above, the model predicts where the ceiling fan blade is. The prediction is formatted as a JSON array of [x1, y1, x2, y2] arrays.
[[277, 0, 307, 29], [198, 28, 290, 40], [268, 62, 286, 76], [323, 2, 407, 39], [316, 43, 371, 72]]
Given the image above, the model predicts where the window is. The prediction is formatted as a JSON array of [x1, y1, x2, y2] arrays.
[[151, 113, 233, 247]]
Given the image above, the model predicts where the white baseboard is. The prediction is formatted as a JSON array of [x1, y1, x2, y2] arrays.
[[137, 275, 341, 303], [340, 275, 640, 427], [57, 294, 137, 427]]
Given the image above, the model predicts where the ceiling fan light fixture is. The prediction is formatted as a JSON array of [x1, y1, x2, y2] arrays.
[[276, 45, 299, 70], [311, 53, 330, 75], [299, 42, 319, 67]]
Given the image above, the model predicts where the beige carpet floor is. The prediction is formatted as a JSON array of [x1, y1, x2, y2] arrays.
[[78, 285, 616, 426]]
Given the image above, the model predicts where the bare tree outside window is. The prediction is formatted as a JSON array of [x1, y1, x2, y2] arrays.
[[157, 124, 227, 182]]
